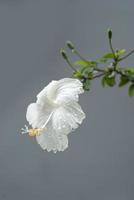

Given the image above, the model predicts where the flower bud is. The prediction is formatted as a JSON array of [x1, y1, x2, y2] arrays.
[[66, 41, 75, 50], [60, 49, 68, 60], [108, 29, 112, 39]]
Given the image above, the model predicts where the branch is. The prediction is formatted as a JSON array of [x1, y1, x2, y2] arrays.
[[118, 49, 134, 62]]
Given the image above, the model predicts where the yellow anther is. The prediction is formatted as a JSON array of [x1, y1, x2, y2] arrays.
[[28, 128, 44, 137]]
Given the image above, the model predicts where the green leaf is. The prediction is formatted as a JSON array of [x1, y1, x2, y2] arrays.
[[124, 68, 134, 81], [74, 60, 97, 67], [99, 58, 108, 63], [106, 77, 116, 87], [128, 84, 134, 97], [101, 76, 106, 87], [102, 75, 116, 87], [125, 67, 134, 74], [108, 71, 115, 78], [119, 76, 129, 87], [99, 53, 115, 63], [80, 66, 94, 76], [83, 79, 91, 91], [103, 53, 115, 59], [73, 70, 82, 78], [116, 49, 126, 56]]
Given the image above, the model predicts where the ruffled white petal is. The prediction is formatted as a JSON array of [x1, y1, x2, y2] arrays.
[[26, 102, 53, 128], [52, 101, 86, 135], [36, 123, 68, 152], [54, 78, 84, 104], [37, 78, 84, 106], [37, 80, 58, 106]]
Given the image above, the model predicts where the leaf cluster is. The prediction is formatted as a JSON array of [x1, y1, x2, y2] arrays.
[[72, 60, 97, 91], [60, 32, 134, 96]]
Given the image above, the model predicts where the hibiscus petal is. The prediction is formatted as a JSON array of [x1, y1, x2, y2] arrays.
[[37, 78, 84, 105], [54, 78, 84, 104], [36, 80, 58, 106], [52, 101, 86, 135], [36, 124, 68, 152], [26, 102, 53, 128]]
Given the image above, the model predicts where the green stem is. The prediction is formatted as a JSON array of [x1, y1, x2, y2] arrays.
[[118, 49, 134, 62], [92, 72, 105, 79], [66, 59, 77, 72], [108, 37, 117, 62], [94, 67, 105, 72], [73, 49, 87, 61]]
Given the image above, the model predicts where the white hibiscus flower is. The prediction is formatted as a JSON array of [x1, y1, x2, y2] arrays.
[[21, 78, 86, 153]]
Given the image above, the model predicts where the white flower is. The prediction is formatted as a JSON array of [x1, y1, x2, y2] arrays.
[[22, 78, 86, 153]]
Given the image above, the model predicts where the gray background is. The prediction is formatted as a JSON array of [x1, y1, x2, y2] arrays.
[[0, 0, 134, 200]]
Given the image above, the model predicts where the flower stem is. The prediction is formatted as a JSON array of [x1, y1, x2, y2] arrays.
[[65, 58, 77, 72], [109, 38, 116, 60], [73, 49, 87, 61]]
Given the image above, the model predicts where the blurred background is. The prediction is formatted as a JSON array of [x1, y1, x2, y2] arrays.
[[0, 0, 134, 199]]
